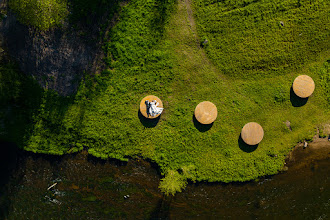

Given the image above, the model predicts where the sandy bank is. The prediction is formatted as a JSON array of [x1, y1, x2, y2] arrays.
[[286, 135, 330, 171]]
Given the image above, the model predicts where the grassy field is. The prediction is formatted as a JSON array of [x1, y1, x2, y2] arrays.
[[194, 0, 330, 78], [1, 0, 330, 195]]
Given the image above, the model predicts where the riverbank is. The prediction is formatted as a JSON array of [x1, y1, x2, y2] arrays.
[[286, 135, 330, 171], [170, 138, 330, 219], [0, 137, 329, 219]]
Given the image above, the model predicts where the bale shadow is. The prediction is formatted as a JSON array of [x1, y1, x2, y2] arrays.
[[290, 86, 309, 107], [193, 115, 213, 132], [138, 110, 160, 128], [238, 134, 258, 153]]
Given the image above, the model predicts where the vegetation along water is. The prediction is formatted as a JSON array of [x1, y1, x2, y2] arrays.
[[0, 0, 329, 196], [0, 140, 329, 219]]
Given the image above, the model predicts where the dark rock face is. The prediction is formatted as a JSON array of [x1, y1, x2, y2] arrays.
[[0, 9, 102, 96]]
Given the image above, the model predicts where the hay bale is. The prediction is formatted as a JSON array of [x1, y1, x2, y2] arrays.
[[140, 95, 163, 119], [194, 101, 217, 124], [241, 122, 264, 145], [293, 75, 315, 98]]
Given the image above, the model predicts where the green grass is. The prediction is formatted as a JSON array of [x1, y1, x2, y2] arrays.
[[318, 60, 330, 104], [194, 0, 330, 78], [2, 0, 330, 195], [0, 62, 42, 145]]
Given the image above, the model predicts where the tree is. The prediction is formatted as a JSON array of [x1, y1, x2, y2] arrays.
[[9, 0, 69, 30]]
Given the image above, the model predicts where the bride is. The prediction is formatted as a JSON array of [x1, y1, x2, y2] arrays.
[[145, 100, 163, 117]]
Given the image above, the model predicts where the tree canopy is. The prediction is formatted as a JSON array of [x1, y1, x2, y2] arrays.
[[9, 0, 68, 30]]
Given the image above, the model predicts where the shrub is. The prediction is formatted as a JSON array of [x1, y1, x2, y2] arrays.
[[9, 0, 69, 30], [159, 170, 187, 196]]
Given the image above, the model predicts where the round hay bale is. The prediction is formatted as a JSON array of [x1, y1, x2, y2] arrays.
[[140, 95, 163, 119], [194, 101, 217, 124], [293, 75, 315, 98], [241, 122, 264, 146]]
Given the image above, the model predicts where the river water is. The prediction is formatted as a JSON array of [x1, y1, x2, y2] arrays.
[[0, 140, 329, 219]]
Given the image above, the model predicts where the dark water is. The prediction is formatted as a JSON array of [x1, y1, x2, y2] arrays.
[[0, 142, 329, 219]]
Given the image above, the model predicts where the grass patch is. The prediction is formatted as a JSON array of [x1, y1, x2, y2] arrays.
[[3, 0, 330, 195], [193, 0, 330, 78], [318, 59, 330, 105]]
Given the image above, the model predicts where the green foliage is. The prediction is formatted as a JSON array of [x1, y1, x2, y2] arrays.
[[273, 84, 287, 103], [24, 91, 82, 155], [159, 170, 187, 196], [318, 125, 328, 138], [9, 0, 69, 30], [181, 164, 198, 181], [193, 0, 330, 78], [0, 62, 42, 145], [104, 0, 176, 68], [318, 59, 330, 105]]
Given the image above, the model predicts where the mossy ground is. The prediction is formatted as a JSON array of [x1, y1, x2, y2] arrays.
[[1, 0, 329, 195]]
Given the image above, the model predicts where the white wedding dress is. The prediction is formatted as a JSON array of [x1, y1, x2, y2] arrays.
[[147, 100, 163, 117]]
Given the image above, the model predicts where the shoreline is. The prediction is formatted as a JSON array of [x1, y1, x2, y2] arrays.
[[1, 134, 329, 218], [285, 135, 330, 171], [2, 133, 330, 182]]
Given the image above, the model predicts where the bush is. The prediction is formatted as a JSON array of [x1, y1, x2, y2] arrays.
[[159, 170, 187, 196], [9, 0, 69, 30]]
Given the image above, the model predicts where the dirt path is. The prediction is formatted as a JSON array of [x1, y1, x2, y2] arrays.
[[180, 0, 220, 66], [184, 0, 199, 44], [169, 0, 228, 94]]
